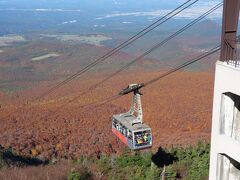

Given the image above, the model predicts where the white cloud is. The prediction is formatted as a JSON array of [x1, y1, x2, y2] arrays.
[[0, 8, 81, 12], [113, 0, 124, 5], [35, 9, 81, 12], [96, 1, 223, 20], [61, 20, 77, 25], [93, 24, 106, 28], [95, 17, 104, 20]]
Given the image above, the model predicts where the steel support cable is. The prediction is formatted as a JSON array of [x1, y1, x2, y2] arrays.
[[1, 1, 223, 122], [39, 94, 122, 121], [51, 2, 223, 109], [144, 45, 221, 86], [0, 0, 199, 120], [3, 45, 221, 122], [83, 36, 236, 109], [34, 0, 199, 101], [37, 44, 222, 120], [92, 45, 221, 109], [0, 0, 197, 120], [59, 94, 121, 111]]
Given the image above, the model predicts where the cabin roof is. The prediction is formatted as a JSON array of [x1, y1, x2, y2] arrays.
[[113, 114, 151, 132]]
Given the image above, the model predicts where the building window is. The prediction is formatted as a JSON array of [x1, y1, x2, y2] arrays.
[[217, 154, 240, 180], [220, 92, 240, 141]]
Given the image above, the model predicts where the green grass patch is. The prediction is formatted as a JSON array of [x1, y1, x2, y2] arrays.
[[68, 168, 93, 180], [73, 142, 210, 179]]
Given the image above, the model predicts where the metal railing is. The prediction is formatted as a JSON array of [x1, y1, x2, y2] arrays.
[[224, 37, 240, 68], [227, 60, 240, 68]]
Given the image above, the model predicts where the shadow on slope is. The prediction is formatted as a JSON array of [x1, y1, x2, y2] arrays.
[[0, 145, 48, 168], [151, 147, 177, 168]]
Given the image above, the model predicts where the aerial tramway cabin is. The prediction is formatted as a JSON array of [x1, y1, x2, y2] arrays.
[[112, 84, 152, 150]]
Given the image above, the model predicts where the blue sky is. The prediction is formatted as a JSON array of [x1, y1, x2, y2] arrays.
[[0, 0, 223, 19], [0, 0, 222, 9], [0, 0, 223, 35]]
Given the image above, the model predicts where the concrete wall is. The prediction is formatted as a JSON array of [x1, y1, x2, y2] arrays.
[[220, 92, 240, 141], [209, 61, 240, 180]]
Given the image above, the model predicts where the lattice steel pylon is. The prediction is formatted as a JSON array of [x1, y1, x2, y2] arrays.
[[124, 89, 143, 125]]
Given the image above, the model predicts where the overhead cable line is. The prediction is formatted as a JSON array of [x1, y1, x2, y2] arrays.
[[49, 40, 223, 118], [34, 0, 199, 101], [53, 2, 223, 109], [1, 0, 197, 120], [91, 45, 221, 109], [38, 94, 122, 121], [34, 41, 223, 120], [143, 46, 221, 86]]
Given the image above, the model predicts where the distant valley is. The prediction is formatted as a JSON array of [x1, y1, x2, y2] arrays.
[[0, 18, 221, 93]]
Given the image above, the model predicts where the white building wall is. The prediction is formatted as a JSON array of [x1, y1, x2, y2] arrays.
[[209, 61, 240, 180]]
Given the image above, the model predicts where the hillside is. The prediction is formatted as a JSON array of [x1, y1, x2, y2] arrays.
[[0, 71, 214, 160], [0, 40, 166, 93], [0, 34, 219, 95]]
